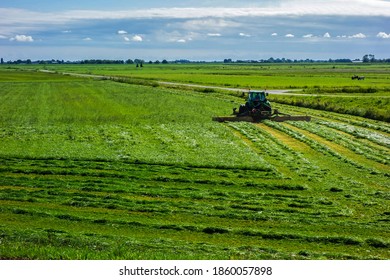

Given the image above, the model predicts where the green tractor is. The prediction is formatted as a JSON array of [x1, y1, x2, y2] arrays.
[[213, 90, 310, 122], [234, 91, 272, 121]]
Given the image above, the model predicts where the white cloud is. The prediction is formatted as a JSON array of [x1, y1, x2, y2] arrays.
[[62, 30, 72, 33], [0, 35, 7, 39], [1, 3, 389, 61], [180, 19, 240, 32], [323, 32, 331, 38], [336, 33, 367, 39], [132, 35, 143, 42], [377, 32, 390, 39], [156, 31, 197, 44], [119, 30, 133, 42], [349, 33, 366, 38], [1, 2, 390, 32], [83, 37, 92, 41], [52, 2, 390, 20], [10, 34, 34, 42], [239, 32, 251, 37]]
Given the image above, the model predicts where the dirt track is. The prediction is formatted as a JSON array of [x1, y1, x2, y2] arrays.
[[39, 69, 389, 98], [40, 69, 303, 95], [157, 81, 301, 95]]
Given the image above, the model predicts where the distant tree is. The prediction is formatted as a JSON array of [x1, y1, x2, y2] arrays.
[[224, 58, 232, 63], [162, 59, 168, 64], [126, 59, 134, 64], [1, 58, 3, 64], [154, 60, 160, 64], [26, 59, 32, 64], [363, 54, 375, 63]]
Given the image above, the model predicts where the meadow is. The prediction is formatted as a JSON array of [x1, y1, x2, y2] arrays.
[[28, 63, 390, 89], [22, 62, 390, 121], [0, 65, 389, 259]]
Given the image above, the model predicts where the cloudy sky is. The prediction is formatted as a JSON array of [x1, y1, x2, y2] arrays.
[[1, 0, 390, 61]]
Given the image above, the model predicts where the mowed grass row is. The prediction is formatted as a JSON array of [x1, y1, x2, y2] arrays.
[[223, 120, 389, 258], [0, 70, 389, 260], [1, 157, 388, 259]]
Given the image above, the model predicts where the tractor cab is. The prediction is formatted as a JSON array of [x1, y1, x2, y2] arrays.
[[248, 91, 268, 109], [234, 90, 272, 119]]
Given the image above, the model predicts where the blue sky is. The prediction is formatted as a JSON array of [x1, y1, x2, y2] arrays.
[[1, 0, 390, 61]]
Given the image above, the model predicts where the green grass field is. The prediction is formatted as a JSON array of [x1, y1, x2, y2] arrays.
[[0, 66, 389, 259], [21, 63, 390, 89], [12, 63, 390, 121]]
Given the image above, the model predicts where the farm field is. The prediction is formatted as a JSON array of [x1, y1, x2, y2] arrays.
[[14, 63, 390, 121], [0, 67, 389, 260], [22, 63, 390, 90]]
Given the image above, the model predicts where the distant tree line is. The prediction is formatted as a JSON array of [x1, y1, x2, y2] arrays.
[[1, 54, 389, 65], [224, 54, 390, 64], [0, 58, 170, 65]]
